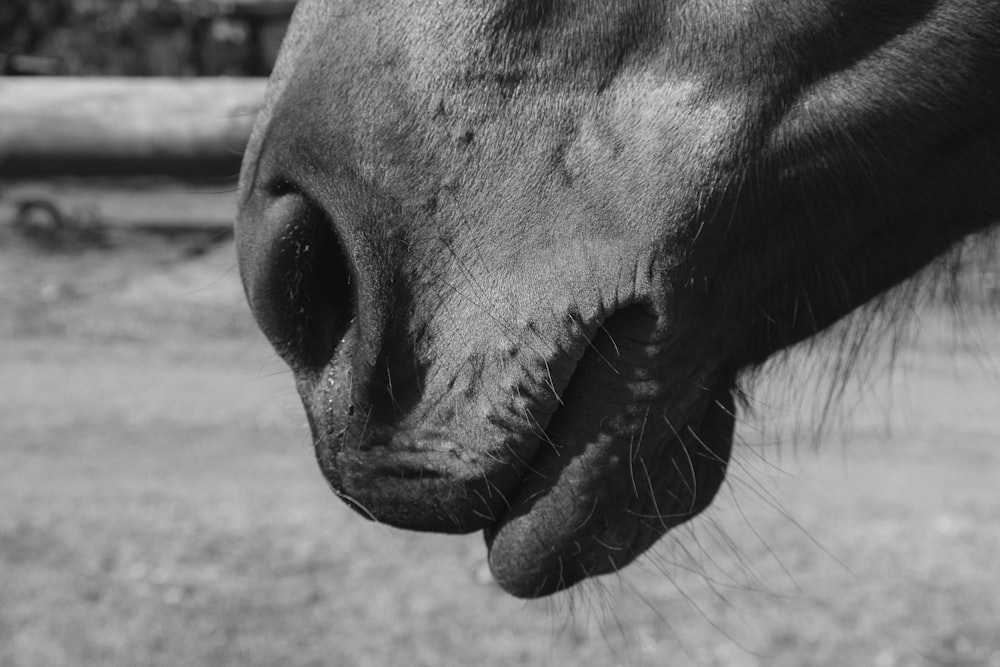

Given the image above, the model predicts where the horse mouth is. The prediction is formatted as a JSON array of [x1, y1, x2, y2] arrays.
[[483, 376, 735, 597], [307, 305, 735, 598]]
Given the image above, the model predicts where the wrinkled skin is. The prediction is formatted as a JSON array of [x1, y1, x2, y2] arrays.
[[236, 0, 1000, 597]]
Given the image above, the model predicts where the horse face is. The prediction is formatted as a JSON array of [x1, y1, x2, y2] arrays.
[[236, 0, 1000, 597]]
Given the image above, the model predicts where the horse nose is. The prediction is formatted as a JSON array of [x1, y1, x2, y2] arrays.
[[236, 179, 356, 371]]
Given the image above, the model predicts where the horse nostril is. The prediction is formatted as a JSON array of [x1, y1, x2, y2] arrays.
[[239, 184, 355, 370]]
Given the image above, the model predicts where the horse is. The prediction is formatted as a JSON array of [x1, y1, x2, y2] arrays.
[[235, 0, 1000, 598]]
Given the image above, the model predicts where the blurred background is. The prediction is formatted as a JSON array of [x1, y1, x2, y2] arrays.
[[2, 3, 999, 666], [1, 0, 289, 76]]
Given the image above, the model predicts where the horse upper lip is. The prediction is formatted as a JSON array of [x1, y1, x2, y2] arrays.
[[318, 431, 526, 533]]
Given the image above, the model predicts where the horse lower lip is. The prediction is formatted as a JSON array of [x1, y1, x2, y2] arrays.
[[484, 375, 735, 598]]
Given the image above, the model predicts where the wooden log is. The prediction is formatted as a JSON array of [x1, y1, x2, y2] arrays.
[[0, 77, 268, 181]]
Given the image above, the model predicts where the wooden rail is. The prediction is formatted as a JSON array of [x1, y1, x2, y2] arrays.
[[0, 77, 267, 181]]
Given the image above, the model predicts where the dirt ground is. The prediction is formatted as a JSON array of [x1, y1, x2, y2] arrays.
[[2, 221, 999, 666]]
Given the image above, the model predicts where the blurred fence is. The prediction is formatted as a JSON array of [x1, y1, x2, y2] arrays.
[[0, 77, 269, 232], [0, 77, 266, 181]]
